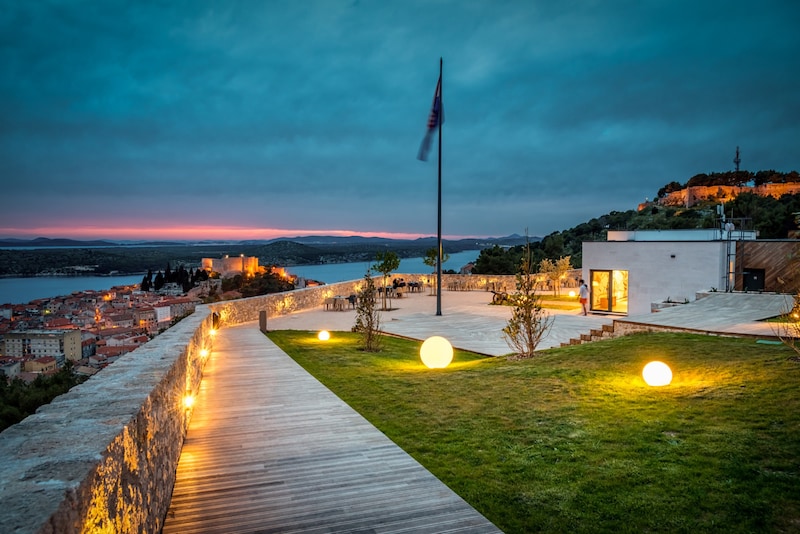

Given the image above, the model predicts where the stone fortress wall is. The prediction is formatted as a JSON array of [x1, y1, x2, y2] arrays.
[[659, 183, 800, 208]]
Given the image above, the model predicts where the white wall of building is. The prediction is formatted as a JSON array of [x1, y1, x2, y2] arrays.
[[608, 229, 757, 242], [582, 240, 728, 316], [155, 306, 171, 325]]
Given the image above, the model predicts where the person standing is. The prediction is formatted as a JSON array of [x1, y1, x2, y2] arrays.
[[579, 279, 590, 316]]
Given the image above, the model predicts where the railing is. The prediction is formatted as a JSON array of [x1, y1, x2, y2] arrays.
[[0, 274, 518, 533]]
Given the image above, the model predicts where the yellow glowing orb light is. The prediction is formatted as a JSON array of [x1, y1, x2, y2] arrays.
[[209, 328, 217, 337], [420, 336, 454, 369], [183, 393, 195, 409], [642, 361, 673, 386], [200, 349, 209, 359], [568, 290, 576, 298], [318, 330, 331, 341]]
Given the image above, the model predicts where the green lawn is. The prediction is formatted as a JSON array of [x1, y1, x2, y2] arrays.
[[267, 330, 800, 533]]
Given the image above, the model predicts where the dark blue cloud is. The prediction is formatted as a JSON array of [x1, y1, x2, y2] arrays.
[[1, 0, 798, 239]]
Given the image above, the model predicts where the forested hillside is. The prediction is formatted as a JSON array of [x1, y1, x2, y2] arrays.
[[473, 187, 800, 275]]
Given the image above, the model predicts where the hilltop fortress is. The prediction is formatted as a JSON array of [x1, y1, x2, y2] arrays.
[[658, 182, 800, 208]]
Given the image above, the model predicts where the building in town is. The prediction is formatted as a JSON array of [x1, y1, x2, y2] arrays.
[[3, 329, 82, 362]]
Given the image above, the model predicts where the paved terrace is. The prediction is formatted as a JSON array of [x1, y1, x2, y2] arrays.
[[164, 290, 786, 533], [259, 290, 787, 352], [265, 290, 613, 355]]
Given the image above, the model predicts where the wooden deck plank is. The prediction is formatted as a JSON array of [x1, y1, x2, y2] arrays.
[[162, 324, 500, 534]]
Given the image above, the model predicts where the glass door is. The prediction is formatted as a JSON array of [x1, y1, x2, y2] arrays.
[[590, 270, 628, 314], [591, 270, 610, 312]]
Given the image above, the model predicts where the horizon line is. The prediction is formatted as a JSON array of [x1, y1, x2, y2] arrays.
[[0, 226, 514, 242]]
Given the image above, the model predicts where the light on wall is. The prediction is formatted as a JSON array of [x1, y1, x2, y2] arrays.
[[420, 336, 453, 369], [642, 361, 672, 386]]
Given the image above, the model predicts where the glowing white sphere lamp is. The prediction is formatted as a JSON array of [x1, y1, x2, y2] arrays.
[[317, 330, 331, 341], [420, 336, 453, 369], [642, 361, 672, 386]]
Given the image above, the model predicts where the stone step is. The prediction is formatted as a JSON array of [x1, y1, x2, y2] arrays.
[[562, 324, 615, 348]]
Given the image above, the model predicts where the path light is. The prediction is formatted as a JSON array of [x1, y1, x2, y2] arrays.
[[643, 361, 672, 386], [420, 336, 453, 369], [568, 290, 576, 298], [318, 330, 331, 341], [183, 392, 195, 409]]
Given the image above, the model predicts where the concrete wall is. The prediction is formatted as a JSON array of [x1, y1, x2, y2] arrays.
[[0, 272, 518, 534], [607, 229, 756, 242], [582, 241, 728, 315]]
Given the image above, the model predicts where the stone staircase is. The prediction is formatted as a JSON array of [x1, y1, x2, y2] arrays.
[[560, 322, 616, 347]]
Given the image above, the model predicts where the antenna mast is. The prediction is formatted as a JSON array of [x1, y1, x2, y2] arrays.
[[733, 146, 741, 172]]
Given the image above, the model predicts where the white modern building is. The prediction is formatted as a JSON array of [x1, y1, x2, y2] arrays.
[[581, 229, 762, 316]]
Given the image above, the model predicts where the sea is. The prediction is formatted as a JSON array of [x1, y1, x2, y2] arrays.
[[0, 250, 480, 306]]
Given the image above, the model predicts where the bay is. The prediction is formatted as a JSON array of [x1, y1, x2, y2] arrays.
[[287, 250, 479, 284], [0, 250, 480, 305]]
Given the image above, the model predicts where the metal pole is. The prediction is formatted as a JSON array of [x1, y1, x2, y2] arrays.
[[436, 57, 443, 316]]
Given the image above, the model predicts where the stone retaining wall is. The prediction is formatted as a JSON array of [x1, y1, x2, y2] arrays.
[[207, 274, 523, 327], [0, 309, 216, 534], [611, 320, 744, 339]]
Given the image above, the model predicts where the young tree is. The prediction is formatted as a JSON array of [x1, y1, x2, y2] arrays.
[[423, 247, 449, 295], [539, 256, 572, 296], [153, 271, 165, 291], [140, 269, 153, 292], [353, 270, 383, 352], [503, 240, 554, 358], [372, 251, 400, 311]]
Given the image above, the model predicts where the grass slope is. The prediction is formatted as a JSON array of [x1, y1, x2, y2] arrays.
[[267, 330, 800, 533]]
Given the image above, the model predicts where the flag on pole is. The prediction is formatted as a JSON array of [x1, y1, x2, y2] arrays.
[[417, 75, 443, 161]]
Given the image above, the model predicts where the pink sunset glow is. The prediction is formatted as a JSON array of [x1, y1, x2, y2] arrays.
[[0, 225, 481, 242]]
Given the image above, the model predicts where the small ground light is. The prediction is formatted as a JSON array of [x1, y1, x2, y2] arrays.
[[183, 394, 195, 409], [568, 290, 576, 298], [420, 336, 453, 369], [318, 330, 331, 341], [643, 361, 672, 386]]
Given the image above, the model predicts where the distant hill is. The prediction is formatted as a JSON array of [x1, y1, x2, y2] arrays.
[[0, 234, 533, 277], [0, 237, 118, 248], [0, 234, 532, 250]]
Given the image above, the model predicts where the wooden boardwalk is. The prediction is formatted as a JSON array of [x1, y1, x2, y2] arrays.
[[162, 324, 500, 533]]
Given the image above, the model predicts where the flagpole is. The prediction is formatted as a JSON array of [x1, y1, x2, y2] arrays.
[[436, 57, 443, 316]]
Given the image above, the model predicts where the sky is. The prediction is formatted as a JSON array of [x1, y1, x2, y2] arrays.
[[1, 1, 799, 242]]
